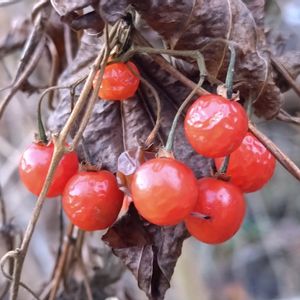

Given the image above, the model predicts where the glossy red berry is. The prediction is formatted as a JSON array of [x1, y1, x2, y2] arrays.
[[185, 177, 246, 244], [19, 142, 79, 198], [184, 94, 248, 158], [94, 61, 140, 100], [62, 171, 123, 231], [215, 132, 276, 193], [131, 157, 198, 226]]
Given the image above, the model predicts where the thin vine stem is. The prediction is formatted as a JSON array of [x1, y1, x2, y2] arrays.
[[48, 223, 75, 300], [219, 156, 231, 174], [126, 64, 162, 147], [225, 44, 236, 99], [37, 86, 70, 144], [71, 26, 112, 148], [0, 252, 40, 300], [249, 122, 300, 181], [219, 44, 236, 174], [121, 47, 206, 66], [141, 77, 162, 147], [165, 71, 205, 152]]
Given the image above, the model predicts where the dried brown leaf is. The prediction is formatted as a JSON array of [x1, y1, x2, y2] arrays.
[[103, 206, 189, 300], [130, 0, 281, 118]]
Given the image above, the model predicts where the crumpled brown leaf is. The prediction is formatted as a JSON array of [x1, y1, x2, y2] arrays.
[[103, 206, 189, 300], [50, 0, 300, 119], [126, 0, 281, 119]]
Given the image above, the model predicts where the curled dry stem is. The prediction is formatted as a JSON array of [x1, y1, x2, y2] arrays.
[[0, 251, 40, 300], [126, 63, 162, 148], [141, 77, 162, 148]]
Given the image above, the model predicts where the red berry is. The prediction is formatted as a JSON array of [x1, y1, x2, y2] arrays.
[[131, 157, 198, 226], [184, 94, 248, 158], [215, 132, 276, 193], [19, 142, 78, 198], [94, 61, 140, 100], [185, 177, 246, 244], [62, 171, 123, 231]]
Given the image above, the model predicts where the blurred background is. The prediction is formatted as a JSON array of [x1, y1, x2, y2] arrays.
[[0, 1, 300, 299]]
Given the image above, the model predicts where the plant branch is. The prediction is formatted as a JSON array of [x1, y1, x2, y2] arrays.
[[133, 30, 208, 95], [0, 35, 46, 119], [248, 122, 300, 181], [277, 109, 300, 125], [132, 29, 300, 181], [141, 77, 162, 148], [219, 156, 231, 174], [75, 244, 93, 300], [165, 69, 206, 152], [4, 20, 123, 300], [45, 35, 60, 110], [48, 224, 74, 300], [271, 56, 300, 98], [225, 44, 236, 99], [219, 44, 236, 174], [0, 251, 40, 300], [71, 25, 111, 148], [126, 64, 162, 148]]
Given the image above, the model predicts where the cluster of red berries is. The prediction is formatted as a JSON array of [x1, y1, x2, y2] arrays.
[[18, 61, 276, 245], [18, 61, 140, 232], [132, 93, 275, 244]]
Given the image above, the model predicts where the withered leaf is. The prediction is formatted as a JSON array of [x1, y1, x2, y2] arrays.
[[103, 206, 151, 248], [129, 0, 281, 118], [103, 206, 189, 300]]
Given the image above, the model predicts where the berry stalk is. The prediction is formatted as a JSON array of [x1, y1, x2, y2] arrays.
[[219, 44, 236, 174]]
